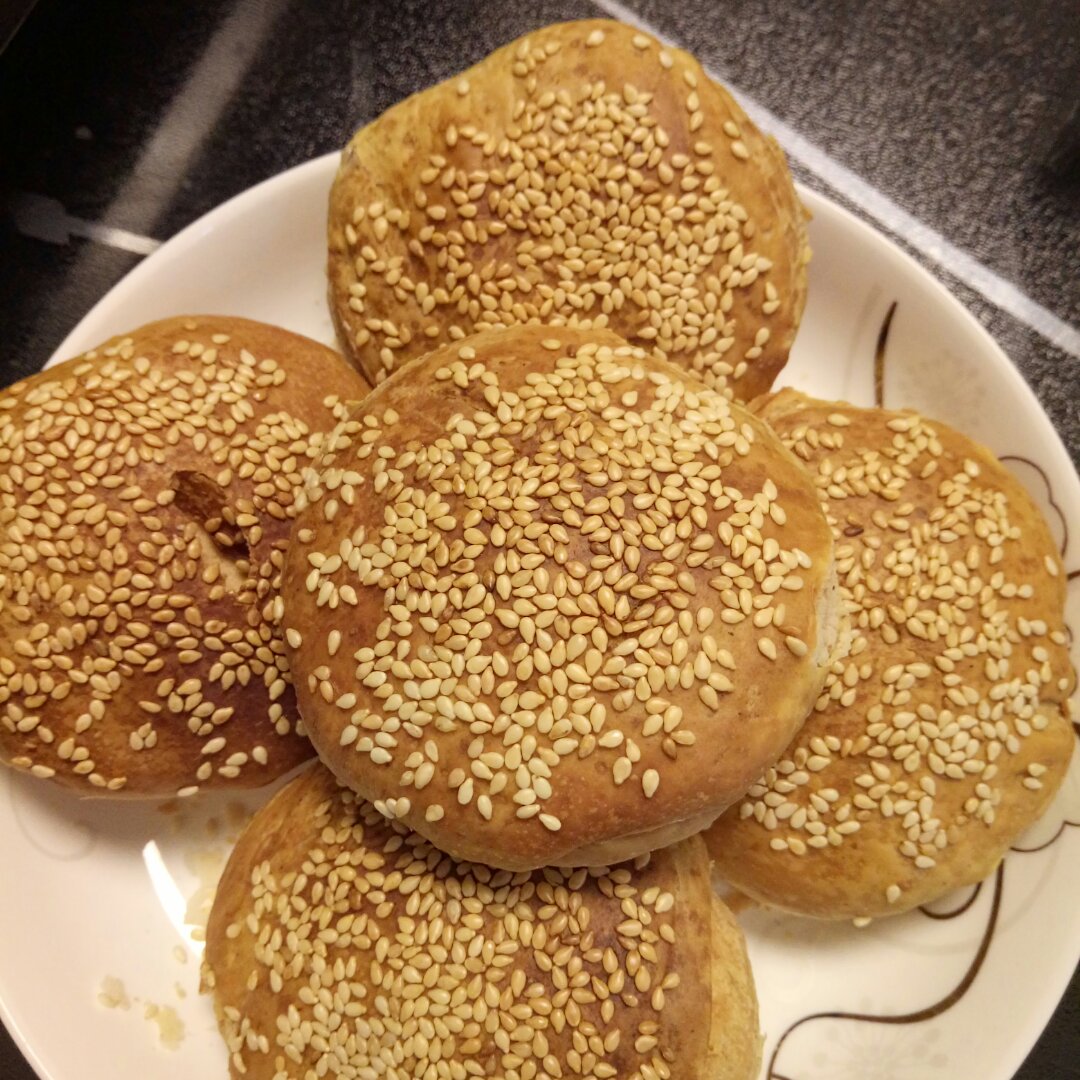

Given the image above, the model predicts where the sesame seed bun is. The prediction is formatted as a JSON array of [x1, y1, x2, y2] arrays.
[[328, 18, 809, 402], [203, 763, 762, 1080], [281, 324, 839, 870], [0, 316, 371, 796], [705, 390, 1076, 918]]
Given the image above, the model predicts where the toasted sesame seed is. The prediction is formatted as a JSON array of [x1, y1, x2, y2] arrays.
[[784, 635, 808, 657]]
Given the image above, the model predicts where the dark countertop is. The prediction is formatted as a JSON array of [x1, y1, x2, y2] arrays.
[[0, 1, 1077, 1077]]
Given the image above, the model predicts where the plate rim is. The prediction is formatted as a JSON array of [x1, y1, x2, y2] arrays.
[[2, 151, 1074, 1080]]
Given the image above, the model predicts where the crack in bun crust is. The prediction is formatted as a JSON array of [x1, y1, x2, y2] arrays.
[[0, 316, 371, 796]]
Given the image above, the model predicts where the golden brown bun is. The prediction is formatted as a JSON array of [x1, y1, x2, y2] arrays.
[[707, 895, 763, 1080], [706, 390, 1076, 918], [282, 324, 838, 870], [328, 18, 809, 402], [204, 763, 760, 1080], [0, 316, 371, 796]]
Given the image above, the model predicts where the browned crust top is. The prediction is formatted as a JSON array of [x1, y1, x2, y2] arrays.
[[0, 316, 370, 796], [205, 763, 748, 1080], [282, 325, 835, 869], [707, 390, 1076, 917], [328, 18, 809, 401]]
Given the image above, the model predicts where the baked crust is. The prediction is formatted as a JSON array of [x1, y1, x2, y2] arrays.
[[282, 324, 837, 870], [706, 895, 763, 1080], [204, 763, 760, 1080], [705, 390, 1076, 917], [0, 316, 370, 796], [328, 18, 809, 401]]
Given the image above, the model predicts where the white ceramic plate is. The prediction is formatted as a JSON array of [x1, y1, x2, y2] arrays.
[[1, 154, 1077, 1080]]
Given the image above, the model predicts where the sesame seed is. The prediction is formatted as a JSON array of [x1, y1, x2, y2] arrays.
[[784, 635, 808, 657]]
